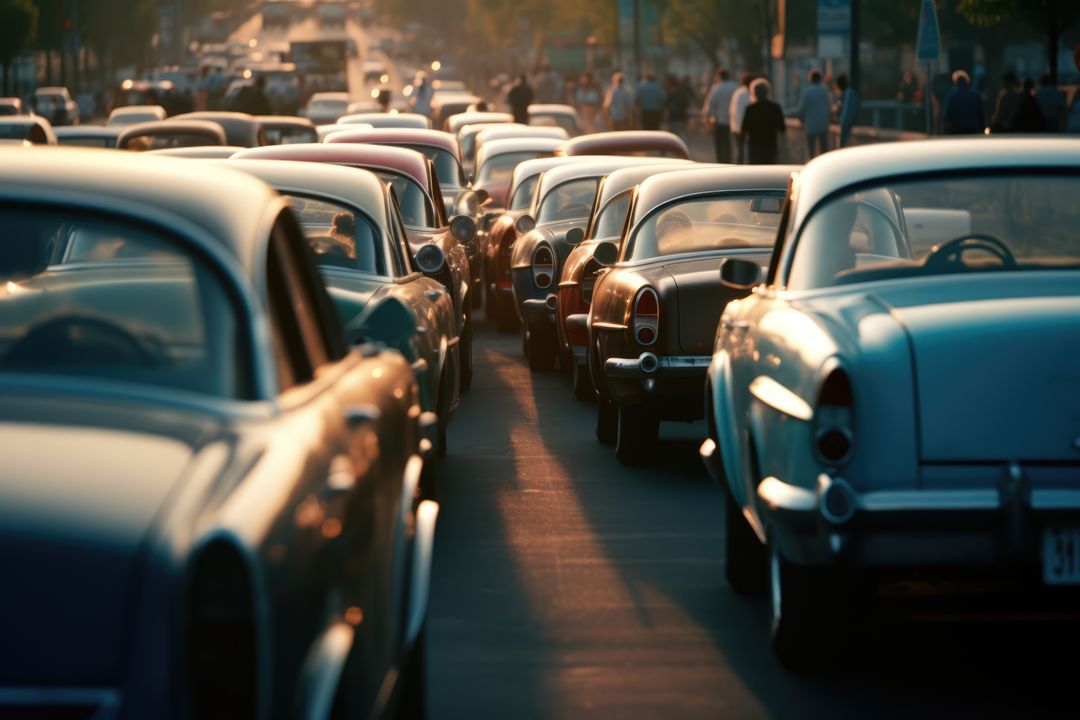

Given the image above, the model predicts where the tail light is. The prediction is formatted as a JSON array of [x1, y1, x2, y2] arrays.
[[814, 366, 854, 467], [532, 245, 554, 288], [632, 287, 659, 345]]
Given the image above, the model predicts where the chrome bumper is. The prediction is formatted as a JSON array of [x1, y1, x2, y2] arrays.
[[522, 295, 557, 325], [605, 352, 711, 379]]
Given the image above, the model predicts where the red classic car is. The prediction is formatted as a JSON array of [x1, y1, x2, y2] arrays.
[[231, 142, 479, 390], [559, 130, 691, 159]]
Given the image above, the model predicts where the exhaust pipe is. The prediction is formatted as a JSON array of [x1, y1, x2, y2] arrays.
[[545, 294, 557, 310], [639, 352, 659, 374]]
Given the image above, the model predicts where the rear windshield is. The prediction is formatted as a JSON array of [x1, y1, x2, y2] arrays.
[[287, 194, 387, 275], [264, 126, 318, 145], [536, 178, 600, 226], [477, 150, 551, 185], [626, 194, 783, 261]]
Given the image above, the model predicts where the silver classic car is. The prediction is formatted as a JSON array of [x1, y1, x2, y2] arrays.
[[0, 148, 436, 717], [701, 138, 1080, 667]]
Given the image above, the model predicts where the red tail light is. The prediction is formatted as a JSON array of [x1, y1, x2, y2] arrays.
[[532, 245, 554, 288], [632, 287, 659, 346]]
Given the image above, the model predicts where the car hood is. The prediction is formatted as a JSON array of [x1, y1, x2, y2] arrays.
[[866, 273, 1080, 462], [0, 392, 222, 685]]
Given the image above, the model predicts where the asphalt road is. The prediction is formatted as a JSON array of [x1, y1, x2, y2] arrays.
[[427, 318, 1078, 719]]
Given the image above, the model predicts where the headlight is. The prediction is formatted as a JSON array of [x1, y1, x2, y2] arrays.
[[414, 243, 445, 274]]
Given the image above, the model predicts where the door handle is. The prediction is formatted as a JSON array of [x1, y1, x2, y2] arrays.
[[346, 403, 381, 427], [426, 289, 442, 301]]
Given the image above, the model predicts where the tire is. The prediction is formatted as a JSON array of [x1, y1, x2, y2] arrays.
[[572, 360, 595, 401], [768, 545, 817, 671], [459, 312, 473, 392], [724, 484, 766, 593], [524, 325, 556, 371], [394, 625, 427, 719], [614, 404, 658, 466]]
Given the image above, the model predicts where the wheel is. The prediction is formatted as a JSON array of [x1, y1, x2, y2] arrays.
[[768, 545, 817, 671], [614, 404, 658, 466], [524, 325, 556, 371], [572, 360, 595, 401], [724, 484, 766, 593], [459, 312, 473, 392], [394, 625, 427, 719]]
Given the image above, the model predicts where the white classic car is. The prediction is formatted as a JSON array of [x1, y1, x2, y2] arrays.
[[701, 138, 1080, 667]]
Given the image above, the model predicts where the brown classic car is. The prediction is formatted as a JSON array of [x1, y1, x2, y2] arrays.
[[173, 111, 266, 147], [557, 162, 698, 399], [588, 165, 796, 464], [559, 130, 691, 159], [0, 147, 436, 717], [231, 142, 479, 390], [510, 157, 697, 371], [256, 115, 318, 145], [116, 119, 227, 151]]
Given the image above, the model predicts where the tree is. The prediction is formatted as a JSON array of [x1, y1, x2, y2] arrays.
[[663, 0, 774, 70], [0, 0, 37, 94], [957, 0, 1080, 82]]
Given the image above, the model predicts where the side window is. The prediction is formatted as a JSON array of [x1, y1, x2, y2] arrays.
[[428, 161, 448, 227], [265, 228, 310, 391], [387, 191, 416, 275], [766, 198, 794, 286]]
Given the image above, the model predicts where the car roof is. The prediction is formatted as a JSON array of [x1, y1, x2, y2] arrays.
[[324, 127, 460, 158], [232, 142, 432, 191], [339, 112, 430, 128], [528, 104, 579, 117], [630, 165, 798, 228], [537, 157, 696, 203], [173, 111, 264, 147], [595, 162, 705, 206], [256, 115, 316, 128], [560, 130, 690, 158], [791, 137, 1080, 228], [509, 155, 611, 194], [476, 137, 563, 167], [117, 119, 228, 147], [446, 111, 512, 134], [0, 146, 282, 275], [477, 125, 568, 144], [110, 104, 166, 116], [225, 158, 390, 229]]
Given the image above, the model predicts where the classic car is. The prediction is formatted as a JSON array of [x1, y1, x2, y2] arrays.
[[0, 97, 26, 116], [257, 115, 318, 145], [148, 145, 245, 159], [556, 161, 696, 399], [339, 112, 432, 129], [470, 124, 570, 177], [512, 157, 706, 372], [231, 143, 478, 390], [106, 105, 168, 127], [54, 125, 123, 148], [317, 122, 370, 141], [0, 116, 57, 145], [32, 86, 80, 125], [324, 128, 480, 301], [443, 110, 512, 137], [457, 122, 517, 177], [117, 119, 227, 151], [226, 158, 462, 456], [589, 165, 793, 465], [699, 138, 1080, 667], [559, 130, 690, 159], [0, 147, 437, 717], [527, 103, 582, 135], [301, 92, 352, 125], [479, 155, 608, 331], [173, 111, 267, 147], [472, 137, 564, 210]]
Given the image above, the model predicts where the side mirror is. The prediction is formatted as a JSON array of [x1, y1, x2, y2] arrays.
[[515, 214, 536, 234], [449, 214, 477, 243], [720, 258, 762, 290], [565, 227, 585, 245], [594, 241, 619, 267]]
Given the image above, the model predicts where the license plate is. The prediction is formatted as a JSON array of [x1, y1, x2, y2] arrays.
[[1042, 528, 1080, 585]]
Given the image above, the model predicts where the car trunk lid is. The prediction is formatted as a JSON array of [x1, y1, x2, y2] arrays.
[[668, 252, 770, 355]]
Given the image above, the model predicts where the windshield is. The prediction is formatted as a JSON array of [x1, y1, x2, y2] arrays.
[[375, 171, 435, 228], [57, 136, 114, 148], [406, 145, 465, 188], [478, 151, 550, 185], [591, 190, 632, 240], [509, 174, 539, 211], [786, 175, 1080, 290], [536, 178, 600, 226], [0, 207, 246, 398], [0, 124, 29, 140], [287, 195, 387, 275], [627, 194, 783, 261], [264, 126, 317, 145], [123, 132, 218, 151]]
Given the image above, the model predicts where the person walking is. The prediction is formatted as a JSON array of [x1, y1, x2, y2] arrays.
[[729, 72, 754, 162], [575, 73, 602, 132], [791, 69, 830, 159], [604, 72, 634, 131], [409, 71, 435, 118], [941, 70, 985, 135], [233, 74, 271, 116], [989, 71, 1022, 133], [703, 68, 738, 163], [508, 74, 534, 125], [741, 79, 785, 165], [835, 73, 859, 147], [535, 62, 561, 104], [1034, 74, 1066, 132], [1013, 77, 1045, 132], [635, 74, 665, 130], [663, 74, 691, 141]]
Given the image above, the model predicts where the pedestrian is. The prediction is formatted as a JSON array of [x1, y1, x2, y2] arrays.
[[232, 75, 271, 116], [941, 70, 985, 135], [663, 74, 690, 141], [635, 73, 665, 131], [604, 72, 634, 131], [703, 68, 738, 163], [835, 73, 859, 147], [1034, 74, 1066, 132], [791, 69, 830, 159], [575, 73, 602, 132], [989, 71, 1022, 133], [535, 62, 561, 104], [741, 79, 785, 165], [1013, 77, 1044, 133], [409, 71, 435, 118], [508, 74, 534, 125], [729, 72, 754, 162], [679, 74, 700, 134], [376, 88, 392, 113]]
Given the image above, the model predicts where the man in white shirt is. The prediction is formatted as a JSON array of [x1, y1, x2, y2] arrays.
[[729, 72, 754, 163], [702, 68, 738, 162]]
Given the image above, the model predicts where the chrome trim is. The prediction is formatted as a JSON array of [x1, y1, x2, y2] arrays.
[[1030, 489, 1080, 510], [757, 476, 817, 512], [410, 357, 429, 374], [604, 353, 711, 378], [658, 355, 711, 369], [406, 499, 439, 648], [592, 320, 628, 331], [302, 622, 355, 720], [749, 375, 814, 422], [817, 474, 856, 525], [857, 489, 1001, 512], [0, 688, 120, 720]]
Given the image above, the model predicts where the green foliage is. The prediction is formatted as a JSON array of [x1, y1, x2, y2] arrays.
[[663, 0, 772, 69], [0, 0, 38, 65]]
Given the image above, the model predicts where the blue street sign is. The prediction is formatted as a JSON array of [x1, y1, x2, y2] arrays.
[[915, 0, 941, 62]]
